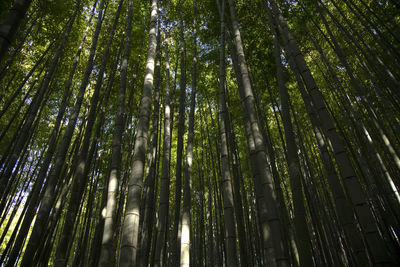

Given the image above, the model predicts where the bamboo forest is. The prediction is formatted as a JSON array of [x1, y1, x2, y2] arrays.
[[1, 0, 400, 266]]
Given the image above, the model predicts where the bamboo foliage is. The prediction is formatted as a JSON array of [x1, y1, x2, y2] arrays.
[[0, 0, 399, 266]]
